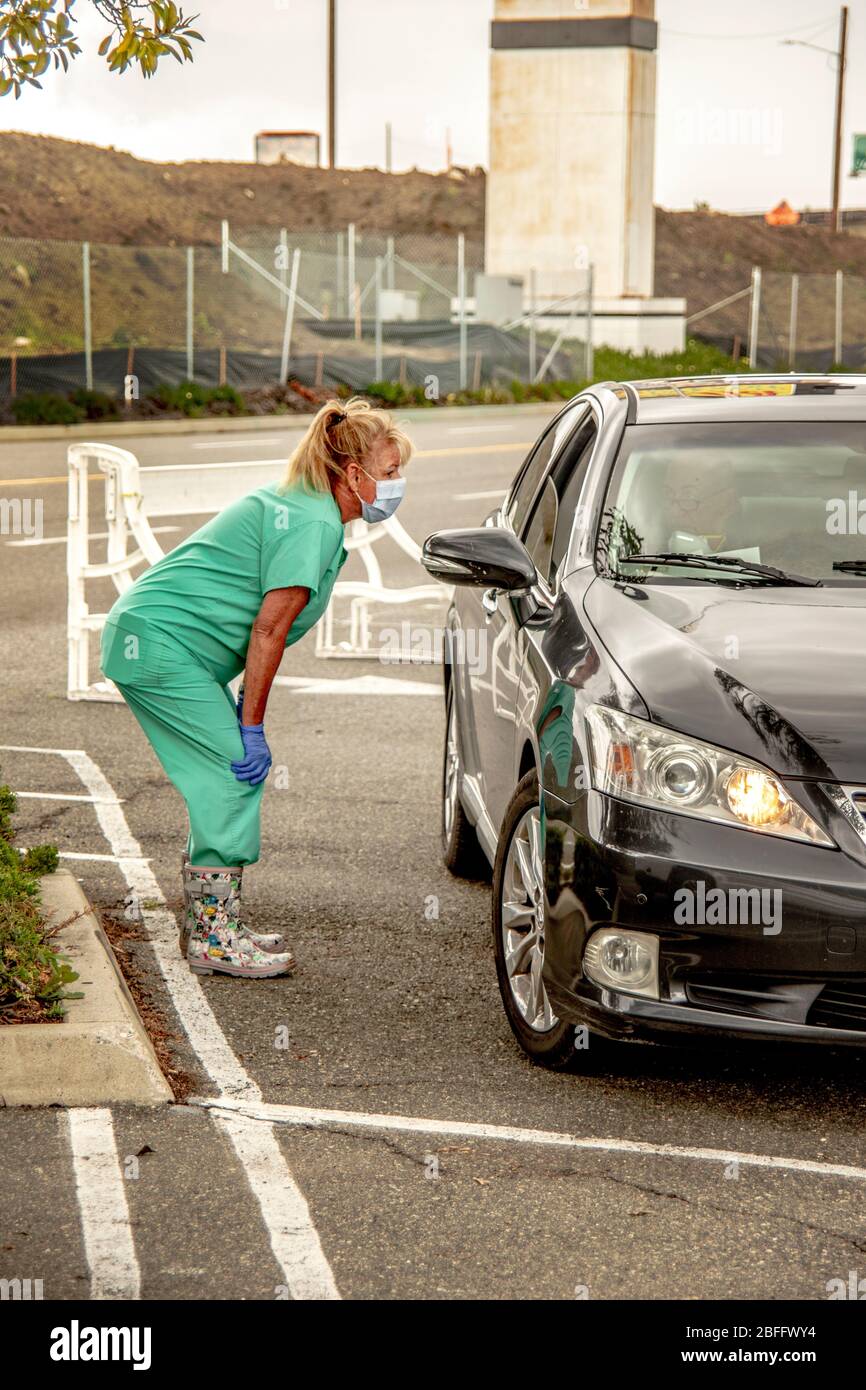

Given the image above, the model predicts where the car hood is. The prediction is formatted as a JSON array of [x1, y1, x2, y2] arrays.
[[581, 578, 866, 783]]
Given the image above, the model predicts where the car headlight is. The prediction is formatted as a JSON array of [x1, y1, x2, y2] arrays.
[[585, 705, 833, 847]]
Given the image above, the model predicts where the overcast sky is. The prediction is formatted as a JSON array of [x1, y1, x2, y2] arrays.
[[1, 0, 864, 212]]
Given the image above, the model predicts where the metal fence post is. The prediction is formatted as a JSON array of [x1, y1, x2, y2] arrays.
[[82, 241, 92, 390], [186, 246, 194, 380], [336, 231, 345, 317], [584, 264, 594, 381], [279, 248, 301, 385], [747, 265, 762, 369], [347, 222, 356, 321], [788, 273, 799, 369], [835, 268, 844, 366], [375, 256, 384, 380], [529, 268, 537, 382], [386, 235, 395, 292], [279, 228, 288, 291], [221, 218, 229, 273], [457, 233, 467, 390]]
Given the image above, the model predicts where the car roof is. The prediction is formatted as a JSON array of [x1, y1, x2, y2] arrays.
[[591, 374, 866, 425]]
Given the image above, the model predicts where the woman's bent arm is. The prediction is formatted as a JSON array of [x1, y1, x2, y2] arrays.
[[242, 586, 311, 724]]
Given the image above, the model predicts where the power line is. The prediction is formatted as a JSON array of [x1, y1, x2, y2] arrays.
[[664, 14, 837, 42]]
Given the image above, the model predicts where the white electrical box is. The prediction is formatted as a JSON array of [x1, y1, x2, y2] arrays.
[[380, 290, 421, 322]]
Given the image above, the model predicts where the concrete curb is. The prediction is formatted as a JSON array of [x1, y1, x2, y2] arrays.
[[0, 869, 173, 1107], [0, 400, 559, 443]]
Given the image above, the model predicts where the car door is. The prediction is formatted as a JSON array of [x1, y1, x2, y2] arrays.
[[468, 401, 590, 835], [514, 407, 603, 798]]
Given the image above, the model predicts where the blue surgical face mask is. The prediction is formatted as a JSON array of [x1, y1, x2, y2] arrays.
[[355, 463, 406, 523]]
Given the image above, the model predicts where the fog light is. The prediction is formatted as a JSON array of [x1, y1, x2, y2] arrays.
[[583, 929, 660, 999]]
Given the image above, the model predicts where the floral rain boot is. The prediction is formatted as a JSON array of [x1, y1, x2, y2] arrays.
[[185, 866, 295, 978], [180, 852, 287, 956]]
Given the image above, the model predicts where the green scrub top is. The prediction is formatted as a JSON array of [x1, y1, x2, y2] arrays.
[[107, 482, 348, 682]]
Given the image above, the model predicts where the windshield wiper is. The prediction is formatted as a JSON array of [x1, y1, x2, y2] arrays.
[[833, 560, 866, 575], [618, 552, 821, 587]]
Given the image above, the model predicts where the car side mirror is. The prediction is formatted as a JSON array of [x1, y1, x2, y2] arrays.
[[422, 527, 538, 592]]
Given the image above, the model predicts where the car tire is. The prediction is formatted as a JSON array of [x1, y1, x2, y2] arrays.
[[441, 679, 490, 879], [492, 770, 584, 1070]]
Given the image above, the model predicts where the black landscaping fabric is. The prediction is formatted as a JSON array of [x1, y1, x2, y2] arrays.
[[0, 320, 579, 401]]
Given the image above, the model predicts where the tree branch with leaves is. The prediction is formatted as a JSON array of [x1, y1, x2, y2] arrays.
[[0, 0, 202, 97]]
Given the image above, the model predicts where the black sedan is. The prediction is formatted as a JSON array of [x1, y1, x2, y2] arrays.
[[422, 375, 866, 1068]]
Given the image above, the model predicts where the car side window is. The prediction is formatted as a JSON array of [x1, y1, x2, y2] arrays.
[[505, 423, 559, 534], [523, 477, 558, 584], [521, 414, 599, 587], [550, 418, 599, 577], [505, 402, 588, 534]]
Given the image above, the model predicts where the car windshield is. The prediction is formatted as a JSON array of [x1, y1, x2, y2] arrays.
[[598, 421, 866, 583]]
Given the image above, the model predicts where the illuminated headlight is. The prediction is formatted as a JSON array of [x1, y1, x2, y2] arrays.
[[585, 705, 833, 847], [584, 929, 659, 998]]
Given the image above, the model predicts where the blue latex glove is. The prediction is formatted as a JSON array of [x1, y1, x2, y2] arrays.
[[231, 721, 272, 785]]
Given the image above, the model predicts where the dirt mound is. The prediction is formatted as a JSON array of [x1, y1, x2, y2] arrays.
[[0, 132, 485, 245]]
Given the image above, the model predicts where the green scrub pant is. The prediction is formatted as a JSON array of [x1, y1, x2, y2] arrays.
[[99, 615, 263, 867]]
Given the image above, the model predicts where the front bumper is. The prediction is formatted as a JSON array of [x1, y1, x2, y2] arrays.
[[542, 787, 866, 1048]]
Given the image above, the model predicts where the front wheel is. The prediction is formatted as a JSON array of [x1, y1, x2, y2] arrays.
[[492, 770, 582, 1070]]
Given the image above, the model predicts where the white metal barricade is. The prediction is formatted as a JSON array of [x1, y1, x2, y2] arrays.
[[67, 442, 165, 701], [67, 442, 446, 701], [315, 514, 444, 659]]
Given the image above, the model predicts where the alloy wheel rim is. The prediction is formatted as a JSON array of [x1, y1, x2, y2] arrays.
[[443, 698, 460, 844], [501, 807, 559, 1033]]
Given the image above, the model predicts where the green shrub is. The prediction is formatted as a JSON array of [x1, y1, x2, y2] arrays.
[[149, 379, 211, 416], [69, 388, 121, 420], [148, 380, 247, 417], [446, 386, 514, 406], [592, 337, 739, 382], [364, 380, 408, 405], [11, 392, 84, 426], [206, 383, 245, 416], [0, 779, 73, 1023]]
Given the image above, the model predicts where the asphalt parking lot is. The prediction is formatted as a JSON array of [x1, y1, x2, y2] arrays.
[[2, 408, 866, 1302]]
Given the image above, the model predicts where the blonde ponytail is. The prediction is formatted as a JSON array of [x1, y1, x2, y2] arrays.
[[279, 396, 412, 494]]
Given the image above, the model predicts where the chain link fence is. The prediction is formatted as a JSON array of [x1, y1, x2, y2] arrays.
[[687, 268, 866, 372], [0, 225, 588, 405]]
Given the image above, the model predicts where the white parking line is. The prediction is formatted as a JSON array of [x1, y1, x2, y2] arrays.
[[194, 1096, 866, 1185], [65, 1109, 141, 1300], [5, 526, 180, 549], [141, 458, 283, 474], [191, 439, 286, 449], [448, 424, 514, 435], [274, 674, 440, 696], [454, 489, 505, 501], [5, 744, 339, 1301], [14, 791, 124, 804], [57, 851, 151, 864]]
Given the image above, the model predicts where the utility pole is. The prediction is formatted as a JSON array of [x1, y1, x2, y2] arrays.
[[831, 5, 849, 234], [385, 121, 392, 173], [782, 6, 848, 234], [328, 0, 337, 169]]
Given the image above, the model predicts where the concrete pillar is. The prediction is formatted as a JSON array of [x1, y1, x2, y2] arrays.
[[486, 0, 659, 304]]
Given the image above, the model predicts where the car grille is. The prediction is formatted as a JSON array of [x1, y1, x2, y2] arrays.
[[685, 974, 866, 1031], [807, 981, 866, 1032], [685, 975, 821, 1025]]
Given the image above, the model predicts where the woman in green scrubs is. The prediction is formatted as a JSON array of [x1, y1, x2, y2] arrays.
[[100, 397, 412, 979]]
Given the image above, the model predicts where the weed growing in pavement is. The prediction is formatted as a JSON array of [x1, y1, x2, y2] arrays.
[[0, 778, 79, 1024]]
